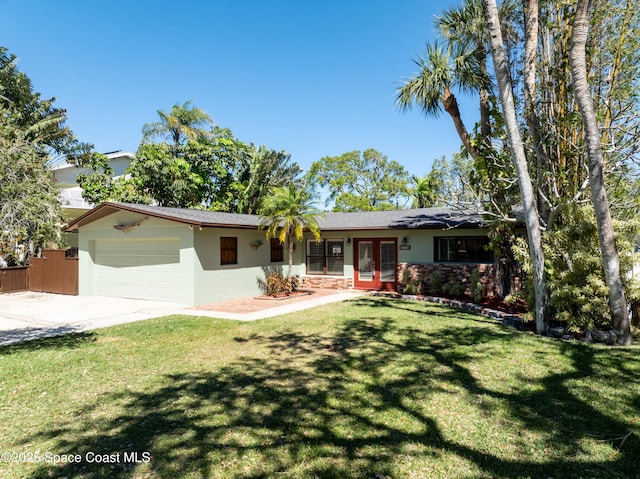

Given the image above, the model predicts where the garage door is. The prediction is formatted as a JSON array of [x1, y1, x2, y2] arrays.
[[94, 238, 181, 302]]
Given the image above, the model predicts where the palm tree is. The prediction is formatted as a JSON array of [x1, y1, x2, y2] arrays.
[[396, 41, 484, 159], [141, 101, 214, 151], [410, 174, 442, 208], [235, 146, 303, 214], [570, 0, 631, 345], [483, 0, 547, 334], [435, 0, 517, 145], [259, 184, 321, 276]]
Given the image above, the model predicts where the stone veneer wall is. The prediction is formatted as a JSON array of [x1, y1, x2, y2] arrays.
[[396, 263, 498, 297], [301, 264, 510, 298], [301, 275, 353, 290]]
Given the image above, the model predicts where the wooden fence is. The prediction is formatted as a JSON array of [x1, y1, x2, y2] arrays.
[[29, 249, 78, 295], [0, 266, 30, 293]]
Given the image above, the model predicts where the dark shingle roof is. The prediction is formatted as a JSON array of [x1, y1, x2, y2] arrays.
[[114, 203, 261, 227], [65, 203, 486, 232], [64, 202, 260, 232], [318, 207, 486, 230]]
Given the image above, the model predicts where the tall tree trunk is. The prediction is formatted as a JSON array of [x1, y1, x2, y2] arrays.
[[476, 44, 492, 147], [491, 223, 518, 298], [443, 87, 478, 159], [570, 0, 631, 345], [288, 239, 294, 277], [523, 0, 552, 224], [484, 0, 547, 334]]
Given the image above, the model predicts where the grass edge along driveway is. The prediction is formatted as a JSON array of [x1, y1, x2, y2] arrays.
[[1, 296, 639, 479]]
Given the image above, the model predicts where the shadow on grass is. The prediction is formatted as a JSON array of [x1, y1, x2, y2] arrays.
[[0, 330, 96, 353], [347, 296, 506, 326], [22, 297, 640, 478]]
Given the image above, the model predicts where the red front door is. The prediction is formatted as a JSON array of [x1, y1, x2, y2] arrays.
[[354, 238, 397, 290]]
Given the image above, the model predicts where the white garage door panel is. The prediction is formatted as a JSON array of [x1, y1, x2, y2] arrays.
[[94, 238, 181, 302]]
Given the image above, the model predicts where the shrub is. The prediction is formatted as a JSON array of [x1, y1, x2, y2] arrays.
[[469, 267, 485, 303], [265, 272, 299, 296], [442, 274, 464, 297], [504, 292, 524, 305], [512, 205, 640, 331], [402, 268, 423, 295], [429, 272, 443, 295]]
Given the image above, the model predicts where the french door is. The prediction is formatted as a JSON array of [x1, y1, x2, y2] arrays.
[[354, 238, 397, 290]]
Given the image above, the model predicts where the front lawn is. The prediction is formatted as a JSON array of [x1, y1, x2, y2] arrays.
[[1, 297, 639, 478]]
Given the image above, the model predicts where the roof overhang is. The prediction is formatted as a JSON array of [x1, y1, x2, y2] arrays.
[[63, 202, 259, 232], [64, 203, 495, 234]]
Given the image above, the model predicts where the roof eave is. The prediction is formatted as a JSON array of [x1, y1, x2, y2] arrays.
[[63, 202, 205, 232], [318, 223, 488, 231], [63, 202, 261, 232]]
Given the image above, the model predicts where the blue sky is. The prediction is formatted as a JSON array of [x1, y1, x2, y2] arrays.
[[3, 0, 479, 176]]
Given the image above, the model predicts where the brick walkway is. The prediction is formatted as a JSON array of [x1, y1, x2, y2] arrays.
[[191, 289, 347, 314]]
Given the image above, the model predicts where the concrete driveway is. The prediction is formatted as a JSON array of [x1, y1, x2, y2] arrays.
[[0, 292, 183, 347], [0, 290, 366, 347]]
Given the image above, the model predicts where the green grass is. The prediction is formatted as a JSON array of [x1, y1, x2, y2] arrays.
[[1, 297, 639, 479]]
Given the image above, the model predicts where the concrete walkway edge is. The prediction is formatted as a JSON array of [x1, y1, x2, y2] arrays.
[[0, 290, 365, 347], [181, 290, 365, 321]]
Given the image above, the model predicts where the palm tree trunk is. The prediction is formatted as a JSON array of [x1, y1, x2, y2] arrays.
[[484, 0, 547, 334], [523, 0, 552, 224], [570, 0, 631, 345], [442, 88, 478, 159], [476, 45, 492, 146], [288, 240, 294, 277]]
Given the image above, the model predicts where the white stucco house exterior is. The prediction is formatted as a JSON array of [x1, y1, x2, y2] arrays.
[[52, 150, 135, 221]]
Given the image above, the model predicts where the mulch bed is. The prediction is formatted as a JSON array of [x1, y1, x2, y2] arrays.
[[474, 295, 528, 315], [255, 290, 313, 301], [376, 291, 534, 332], [375, 291, 529, 316]]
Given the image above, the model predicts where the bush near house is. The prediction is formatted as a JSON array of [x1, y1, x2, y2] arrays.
[[264, 271, 300, 297], [400, 263, 498, 300], [513, 206, 640, 332]]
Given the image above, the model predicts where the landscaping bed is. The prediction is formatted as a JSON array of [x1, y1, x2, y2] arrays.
[[255, 290, 312, 301]]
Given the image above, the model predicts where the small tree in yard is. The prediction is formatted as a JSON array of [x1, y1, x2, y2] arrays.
[[1, 46, 88, 265], [0, 111, 64, 265], [259, 184, 321, 278]]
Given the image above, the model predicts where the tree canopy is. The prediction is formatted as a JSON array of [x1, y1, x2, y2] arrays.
[[141, 101, 214, 148], [399, 0, 640, 336], [0, 47, 90, 162], [307, 149, 410, 212], [75, 106, 304, 213], [0, 113, 64, 265], [0, 46, 88, 265]]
